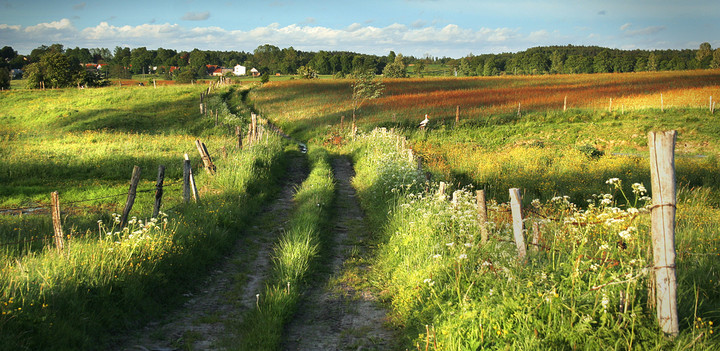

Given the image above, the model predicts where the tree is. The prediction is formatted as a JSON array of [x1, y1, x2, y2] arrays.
[[416, 60, 426, 77], [549, 50, 564, 74], [697, 42, 712, 68], [458, 57, 472, 76], [710, 48, 720, 69], [351, 68, 384, 123], [648, 52, 659, 71], [0, 46, 17, 63], [0, 67, 10, 90], [482, 56, 497, 76], [593, 50, 612, 73], [175, 69, 196, 84], [382, 53, 407, 78], [297, 65, 318, 79]]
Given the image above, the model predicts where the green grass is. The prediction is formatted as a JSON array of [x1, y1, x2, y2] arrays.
[[232, 146, 336, 350], [345, 128, 719, 350], [0, 84, 289, 350]]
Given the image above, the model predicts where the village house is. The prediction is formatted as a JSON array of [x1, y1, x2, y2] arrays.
[[233, 64, 246, 76]]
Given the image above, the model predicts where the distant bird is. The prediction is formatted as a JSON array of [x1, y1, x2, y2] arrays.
[[419, 114, 429, 129]]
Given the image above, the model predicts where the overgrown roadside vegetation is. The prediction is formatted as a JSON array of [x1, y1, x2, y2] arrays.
[[0, 84, 290, 350], [231, 147, 336, 350], [346, 128, 719, 349]]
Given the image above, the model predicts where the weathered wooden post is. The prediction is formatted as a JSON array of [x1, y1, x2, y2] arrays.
[[476, 190, 488, 245], [531, 221, 541, 252], [183, 154, 191, 203], [120, 166, 142, 228], [517, 102, 521, 117], [661, 93, 664, 112], [437, 182, 447, 200], [563, 95, 567, 112], [236, 126, 243, 149], [195, 139, 216, 174], [455, 105, 460, 125], [609, 98, 613, 112], [648, 130, 679, 336], [509, 188, 526, 260], [710, 96, 713, 113], [152, 165, 165, 218], [50, 191, 64, 252], [340, 115, 345, 130]]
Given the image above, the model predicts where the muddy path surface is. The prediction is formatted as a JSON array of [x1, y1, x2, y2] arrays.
[[281, 156, 397, 351], [113, 153, 308, 351]]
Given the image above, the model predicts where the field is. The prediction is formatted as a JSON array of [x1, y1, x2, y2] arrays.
[[1, 69, 719, 350], [0, 83, 291, 349], [249, 70, 720, 349]]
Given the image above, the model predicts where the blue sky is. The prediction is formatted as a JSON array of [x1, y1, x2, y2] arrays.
[[1, 0, 717, 57]]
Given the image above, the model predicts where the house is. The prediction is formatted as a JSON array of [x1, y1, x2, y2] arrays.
[[233, 64, 246, 76], [250, 67, 259, 77], [212, 68, 224, 77]]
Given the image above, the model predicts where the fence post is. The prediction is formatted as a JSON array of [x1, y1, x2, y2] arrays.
[[195, 139, 216, 174], [120, 166, 142, 228], [476, 190, 488, 245], [563, 95, 567, 112], [531, 221, 540, 252], [183, 154, 191, 203], [455, 105, 459, 126], [437, 182, 447, 200], [236, 126, 243, 149], [152, 165, 165, 218], [509, 188, 526, 260], [50, 191, 64, 252], [648, 130, 679, 336]]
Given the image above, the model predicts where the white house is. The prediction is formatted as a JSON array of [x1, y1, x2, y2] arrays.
[[233, 64, 247, 76]]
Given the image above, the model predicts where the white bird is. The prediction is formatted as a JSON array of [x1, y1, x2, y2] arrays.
[[419, 114, 429, 128]]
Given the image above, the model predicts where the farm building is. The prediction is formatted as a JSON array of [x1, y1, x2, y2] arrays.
[[234, 64, 246, 76], [250, 67, 259, 77]]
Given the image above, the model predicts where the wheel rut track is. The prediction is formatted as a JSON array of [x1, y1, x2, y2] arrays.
[[281, 156, 395, 351], [113, 153, 308, 351]]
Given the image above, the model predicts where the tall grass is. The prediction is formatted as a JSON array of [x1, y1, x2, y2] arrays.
[[234, 147, 336, 350], [348, 128, 719, 350], [0, 84, 288, 350]]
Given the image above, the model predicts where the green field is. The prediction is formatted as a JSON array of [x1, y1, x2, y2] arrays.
[[1, 70, 719, 350]]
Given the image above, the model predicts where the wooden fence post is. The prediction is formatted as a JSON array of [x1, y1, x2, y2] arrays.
[[437, 182, 447, 200], [517, 103, 521, 117], [183, 154, 191, 203], [152, 165, 165, 218], [236, 126, 243, 149], [120, 166, 142, 228], [648, 130, 679, 336], [509, 188, 526, 260], [50, 191, 64, 252], [476, 190, 488, 245], [195, 139, 216, 174], [661, 94, 664, 112], [609, 98, 613, 112], [563, 95, 567, 112], [455, 105, 460, 125], [531, 221, 541, 252]]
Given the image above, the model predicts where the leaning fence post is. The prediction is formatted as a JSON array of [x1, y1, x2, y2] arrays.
[[183, 154, 192, 203], [195, 139, 216, 174], [509, 188, 526, 260], [437, 182, 447, 200], [152, 165, 165, 218], [531, 221, 541, 252], [120, 166, 142, 228], [648, 130, 679, 336], [476, 190, 489, 245], [50, 191, 64, 252], [236, 126, 243, 149]]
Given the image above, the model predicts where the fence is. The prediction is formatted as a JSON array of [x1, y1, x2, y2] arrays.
[[395, 129, 682, 336]]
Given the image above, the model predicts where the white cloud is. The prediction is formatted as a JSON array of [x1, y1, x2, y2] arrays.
[[620, 23, 666, 37], [181, 12, 210, 21], [73, 2, 86, 10], [620, 23, 631, 31]]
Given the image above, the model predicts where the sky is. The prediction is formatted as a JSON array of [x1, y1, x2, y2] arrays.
[[1, 0, 718, 58]]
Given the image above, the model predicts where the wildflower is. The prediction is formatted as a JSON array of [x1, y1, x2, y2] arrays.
[[631, 183, 647, 195], [601, 293, 610, 312], [446, 242, 454, 247], [619, 226, 636, 240], [458, 254, 467, 260], [599, 243, 610, 251], [432, 254, 442, 259], [97, 219, 103, 224], [606, 178, 621, 186], [464, 243, 473, 248], [627, 207, 639, 214], [423, 278, 435, 286], [531, 199, 541, 208]]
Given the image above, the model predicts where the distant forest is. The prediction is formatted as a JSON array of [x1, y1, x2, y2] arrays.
[[1, 42, 718, 88]]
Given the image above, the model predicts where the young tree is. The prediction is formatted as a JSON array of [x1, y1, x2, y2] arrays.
[[351, 68, 384, 123], [710, 48, 720, 69], [696, 42, 712, 68], [297, 65, 318, 79], [382, 53, 407, 78]]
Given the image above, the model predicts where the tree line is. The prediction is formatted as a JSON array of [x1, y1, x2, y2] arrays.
[[1, 42, 718, 89]]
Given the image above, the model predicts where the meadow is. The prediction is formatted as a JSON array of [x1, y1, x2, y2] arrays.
[[248, 70, 720, 349], [0, 83, 289, 349]]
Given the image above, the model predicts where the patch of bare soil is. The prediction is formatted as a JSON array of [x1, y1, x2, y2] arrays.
[[113, 154, 307, 351], [281, 156, 396, 351]]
